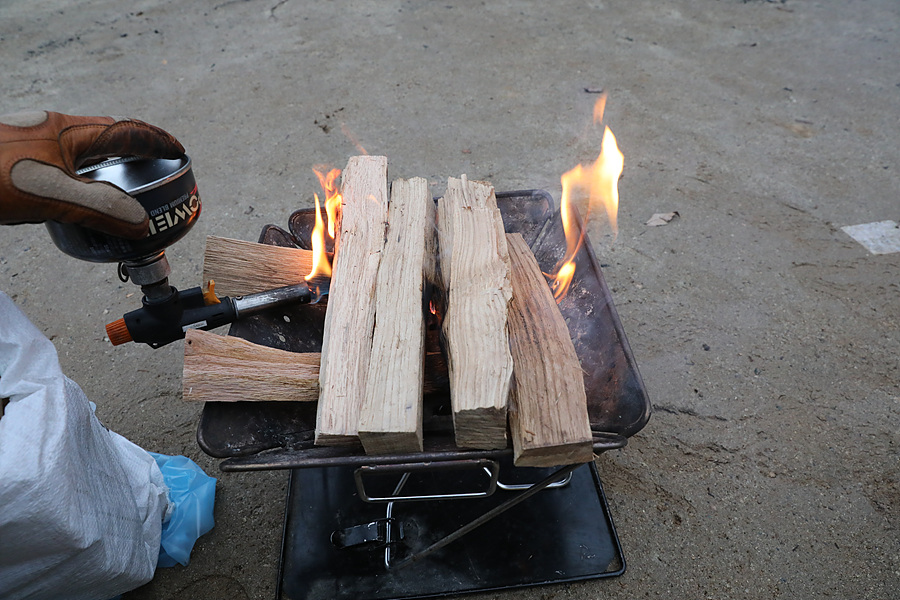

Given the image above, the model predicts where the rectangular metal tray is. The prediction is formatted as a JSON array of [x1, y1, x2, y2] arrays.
[[196, 190, 650, 471], [277, 459, 624, 600]]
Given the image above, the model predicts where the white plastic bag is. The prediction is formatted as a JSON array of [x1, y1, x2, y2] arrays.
[[0, 292, 171, 600]]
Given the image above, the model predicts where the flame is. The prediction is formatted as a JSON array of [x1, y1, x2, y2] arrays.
[[595, 126, 623, 235], [549, 97, 624, 301], [340, 123, 369, 156], [305, 192, 332, 281], [313, 167, 342, 238], [593, 93, 607, 124]]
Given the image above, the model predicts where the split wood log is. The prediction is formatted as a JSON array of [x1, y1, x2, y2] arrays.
[[202, 235, 314, 297], [315, 155, 390, 446], [183, 329, 319, 402], [357, 177, 435, 455], [183, 327, 444, 404], [437, 175, 513, 450], [505, 233, 594, 467]]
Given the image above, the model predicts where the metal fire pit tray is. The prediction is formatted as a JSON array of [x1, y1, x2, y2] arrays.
[[197, 190, 650, 469], [196, 190, 650, 600]]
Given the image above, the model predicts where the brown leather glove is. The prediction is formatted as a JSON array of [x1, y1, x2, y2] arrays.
[[0, 110, 185, 239]]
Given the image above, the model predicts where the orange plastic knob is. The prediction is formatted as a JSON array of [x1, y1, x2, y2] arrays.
[[105, 318, 133, 346]]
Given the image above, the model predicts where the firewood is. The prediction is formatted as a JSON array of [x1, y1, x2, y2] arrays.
[[357, 177, 435, 454], [183, 327, 444, 404], [202, 235, 313, 297], [183, 329, 319, 402], [505, 233, 594, 467], [437, 175, 513, 449], [315, 155, 390, 446]]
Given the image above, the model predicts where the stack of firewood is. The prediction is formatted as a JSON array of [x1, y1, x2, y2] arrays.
[[184, 155, 593, 467]]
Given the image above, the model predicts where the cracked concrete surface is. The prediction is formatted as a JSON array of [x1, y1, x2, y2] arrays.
[[2, 1, 898, 599]]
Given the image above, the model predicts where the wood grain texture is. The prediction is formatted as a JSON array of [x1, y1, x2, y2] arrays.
[[437, 175, 513, 449], [505, 233, 593, 467], [315, 155, 389, 446], [183, 329, 319, 403], [358, 177, 435, 455], [202, 235, 313, 297]]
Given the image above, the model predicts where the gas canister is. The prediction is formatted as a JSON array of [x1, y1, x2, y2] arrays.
[[45, 155, 200, 263]]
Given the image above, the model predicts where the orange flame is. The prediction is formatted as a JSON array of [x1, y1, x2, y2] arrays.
[[313, 167, 342, 239], [549, 97, 624, 301], [305, 192, 332, 281], [340, 123, 369, 156], [593, 94, 607, 124]]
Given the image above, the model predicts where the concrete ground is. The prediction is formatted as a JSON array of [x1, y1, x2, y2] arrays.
[[2, 0, 899, 598]]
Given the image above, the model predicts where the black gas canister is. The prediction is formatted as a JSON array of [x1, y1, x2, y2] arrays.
[[45, 155, 200, 263]]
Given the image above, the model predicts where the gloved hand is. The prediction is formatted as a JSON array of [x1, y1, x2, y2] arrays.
[[0, 110, 184, 239]]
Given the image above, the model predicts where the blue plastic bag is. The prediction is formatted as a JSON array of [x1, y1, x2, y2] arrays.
[[149, 453, 217, 567]]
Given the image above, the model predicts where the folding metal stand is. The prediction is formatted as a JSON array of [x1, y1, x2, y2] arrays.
[[196, 191, 651, 600], [276, 458, 624, 600]]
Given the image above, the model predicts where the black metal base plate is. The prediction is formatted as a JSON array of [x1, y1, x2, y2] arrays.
[[277, 460, 624, 600]]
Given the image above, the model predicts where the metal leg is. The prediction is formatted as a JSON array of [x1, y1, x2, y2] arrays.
[[355, 459, 500, 503], [383, 473, 410, 568], [389, 462, 582, 570], [491, 468, 574, 491]]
